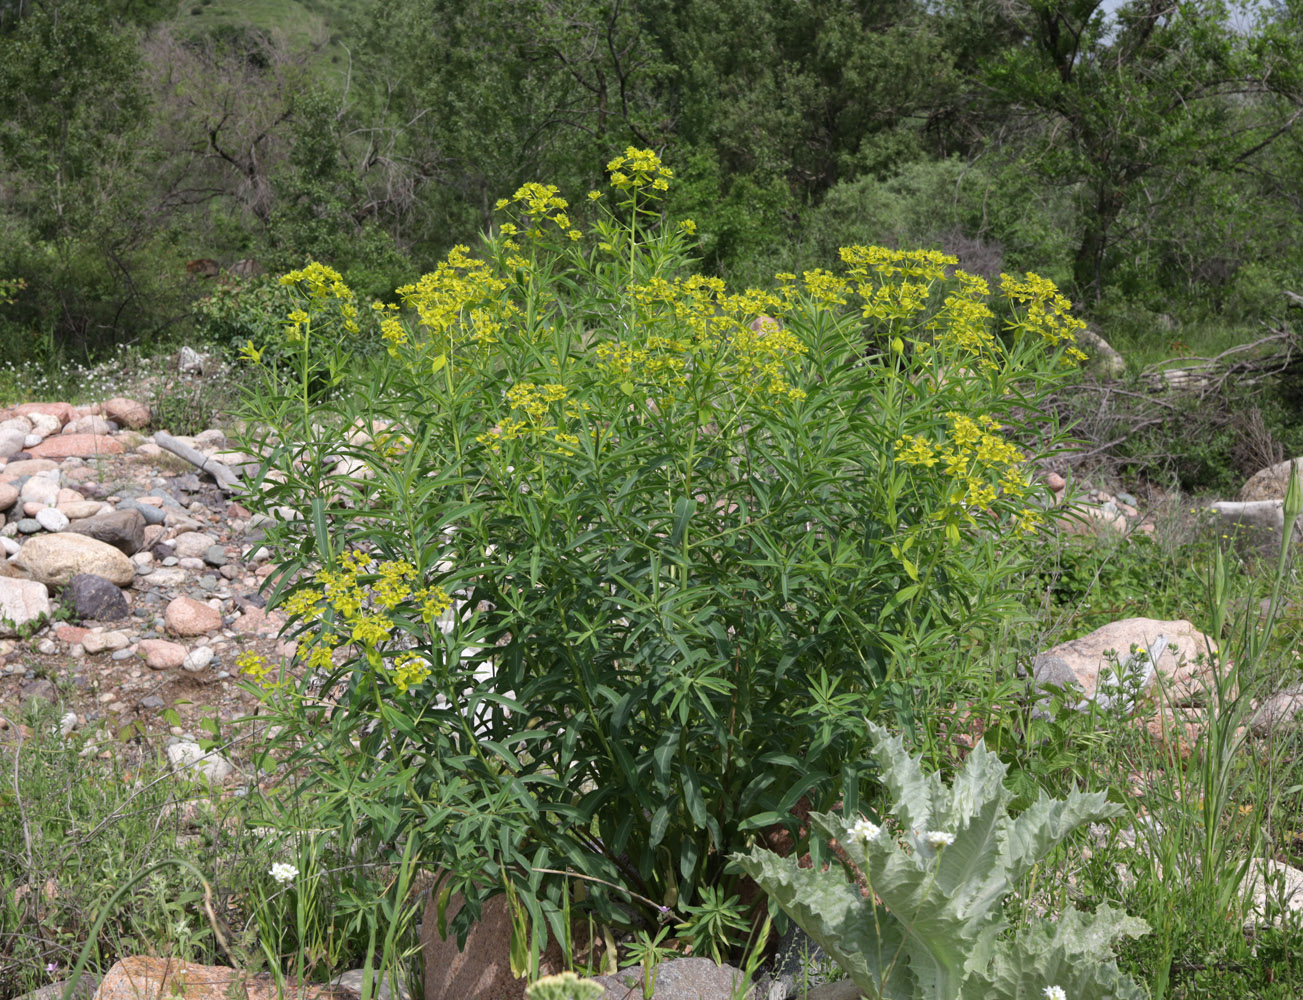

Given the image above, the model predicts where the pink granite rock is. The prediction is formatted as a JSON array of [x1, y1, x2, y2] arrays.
[[29, 434, 124, 459], [99, 397, 151, 429], [139, 638, 187, 670], [165, 595, 221, 636]]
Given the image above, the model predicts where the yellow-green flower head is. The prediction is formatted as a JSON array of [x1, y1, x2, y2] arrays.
[[607, 147, 673, 194], [279, 261, 354, 301]]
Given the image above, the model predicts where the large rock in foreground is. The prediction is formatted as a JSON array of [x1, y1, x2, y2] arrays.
[[1033, 617, 1221, 710], [16, 533, 134, 587]]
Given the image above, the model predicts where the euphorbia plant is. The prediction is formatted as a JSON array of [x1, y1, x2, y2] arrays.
[[237, 148, 1087, 960], [736, 722, 1148, 1000]]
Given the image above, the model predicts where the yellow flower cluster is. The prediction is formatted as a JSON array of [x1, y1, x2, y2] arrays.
[[477, 382, 587, 453], [495, 183, 578, 240], [840, 246, 954, 282], [276, 552, 453, 690], [606, 275, 805, 403], [895, 412, 1038, 532], [505, 381, 568, 420], [1000, 272, 1089, 361], [278, 262, 360, 338], [392, 246, 515, 358], [607, 146, 674, 193]]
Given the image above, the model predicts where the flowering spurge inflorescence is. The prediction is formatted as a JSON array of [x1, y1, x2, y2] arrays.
[[736, 723, 1148, 1000]]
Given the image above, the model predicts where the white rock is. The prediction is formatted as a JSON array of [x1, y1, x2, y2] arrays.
[[22, 435, 41, 449], [183, 646, 215, 672], [0, 537, 19, 556], [19, 477, 59, 507], [166, 740, 234, 782], [1242, 858, 1303, 929], [34, 508, 69, 532], [0, 578, 50, 637], [28, 413, 60, 439], [58, 711, 78, 737]]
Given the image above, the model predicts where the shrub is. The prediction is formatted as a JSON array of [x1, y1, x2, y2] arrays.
[[238, 148, 1086, 962]]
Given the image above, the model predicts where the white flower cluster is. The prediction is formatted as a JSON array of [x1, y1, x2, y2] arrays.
[[848, 817, 881, 844], [269, 862, 299, 884], [1042, 987, 1067, 1000], [923, 830, 955, 849]]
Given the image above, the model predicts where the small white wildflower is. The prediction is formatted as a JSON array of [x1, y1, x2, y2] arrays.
[[1042, 986, 1066, 1000], [923, 830, 955, 848], [269, 862, 299, 884], [848, 817, 881, 844]]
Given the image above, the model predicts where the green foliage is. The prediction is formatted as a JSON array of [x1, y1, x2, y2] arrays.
[[736, 722, 1148, 1000], [237, 149, 1082, 961]]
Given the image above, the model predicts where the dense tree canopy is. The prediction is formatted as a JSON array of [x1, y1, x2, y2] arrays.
[[1, 0, 1302, 356]]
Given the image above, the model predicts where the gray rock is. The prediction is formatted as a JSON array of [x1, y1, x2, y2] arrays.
[[204, 544, 227, 566], [67, 573, 130, 622], [0, 428, 27, 459], [115, 498, 166, 525], [1206, 499, 1299, 560], [1250, 684, 1303, 736], [178, 345, 204, 374], [9, 976, 97, 1000], [67, 508, 147, 555], [331, 969, 412, 1000], [593, 959, 753, 1000], [16, 518, 42, 534], [140, 694, 165, 709]]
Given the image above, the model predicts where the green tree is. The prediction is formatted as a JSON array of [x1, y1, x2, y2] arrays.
[[968, 0, 1297, 299]]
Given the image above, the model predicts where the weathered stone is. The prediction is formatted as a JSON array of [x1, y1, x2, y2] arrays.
[[63, 415, 113, 436], [422, 891, 569, 1000], [1250, 684, 1303, 736], [0, 483, 17, 511], [1033, 618, 1221, 711], [172, 531, 217, 559], [29, 434, 124, 459], [90, 956, 340, 1000], [0, 429, 26, 459], [99, 397, 151, 429], [66, 508, 146, 555], [17, 533, 135, 587], [67, 573, 129, 621], [57, 500, 105, 520], [182, 645, 214, 672], [139, 638, 187, 670], [1242, 858, 1303, 930], [165, 595, 221, 636], [34, 507, 69, 533], [2, 459, 57, 477], [1239, 457, 1303, 503], [1206, 499, 1298, 560], [20, 476, 60, 507], [10, 402, 72, 426], [591, 960, 754, 1000], [166, 741, 234, 782], [117, 498, 166, 525], [0, 578, 50, 636]]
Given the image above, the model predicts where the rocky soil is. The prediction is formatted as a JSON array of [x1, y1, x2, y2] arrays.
[[0, 398, 295, 775]]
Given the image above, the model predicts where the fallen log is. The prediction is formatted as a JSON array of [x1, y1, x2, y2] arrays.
[[153, 431, 243, 493]]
